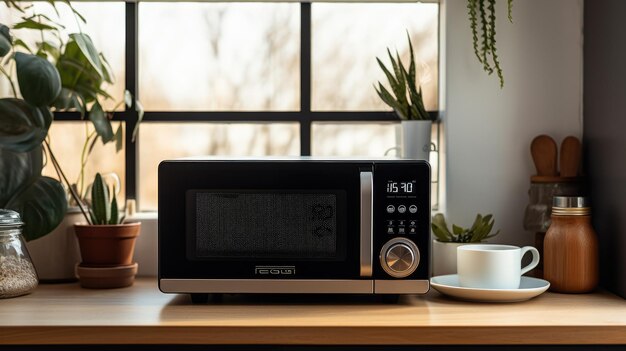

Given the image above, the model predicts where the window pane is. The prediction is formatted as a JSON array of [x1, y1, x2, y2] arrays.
[[312, 122, 397, 157], [0, 2, 126, 110], [139, 3, 300, 111], [312, 3, 438, 111], [42, 122, 126, 205], [138, 122, 300, 210]]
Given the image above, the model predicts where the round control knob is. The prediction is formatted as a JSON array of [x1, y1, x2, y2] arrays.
[[380, 238, 420, 278]]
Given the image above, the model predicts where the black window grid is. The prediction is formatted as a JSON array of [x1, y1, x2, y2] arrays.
[[52, 2, 439, 207]]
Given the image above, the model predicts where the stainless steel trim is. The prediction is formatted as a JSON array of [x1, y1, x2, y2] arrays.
[[360, 171, 373, 277], [374, 280, 430, 294], [160, 279, 373, 294]]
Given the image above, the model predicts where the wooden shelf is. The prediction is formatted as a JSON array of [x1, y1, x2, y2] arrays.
[[0, 278, 624, 345]]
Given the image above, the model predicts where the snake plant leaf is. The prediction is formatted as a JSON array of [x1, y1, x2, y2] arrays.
[[91, 173, 110, 224], [406, 32, 416, 86], [15, 52, 61, 106], [0, 24, 11, 57], [69, 33, 103, 78], [0, 146, 42, 207], [376, 57, 408, 111], [375, 83, 407, 119], [0, 98, 51, 152], [109, 192, 118, 224], [88, 101, 114, 143], [6, 175, 67, 241]]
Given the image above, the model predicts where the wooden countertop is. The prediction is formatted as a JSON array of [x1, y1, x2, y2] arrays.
[[0, 278, 624, 345]]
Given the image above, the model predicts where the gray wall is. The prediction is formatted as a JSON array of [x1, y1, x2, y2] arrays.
[[441, 0, 583, 247], [584, 0, 626, 298]]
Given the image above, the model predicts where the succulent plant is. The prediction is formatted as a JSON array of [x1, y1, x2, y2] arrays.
[[374, 33, 433, 121], [431, 213, 500, 243], [88, 173, 122, 225]]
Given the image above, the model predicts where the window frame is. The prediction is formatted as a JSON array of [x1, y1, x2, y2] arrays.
[[53, 2, 438, 206]]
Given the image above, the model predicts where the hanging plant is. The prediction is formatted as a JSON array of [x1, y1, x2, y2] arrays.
[[467, 0, 513, 88]]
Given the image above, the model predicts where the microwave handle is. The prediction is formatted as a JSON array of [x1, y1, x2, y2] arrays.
[[360, 171, 373, 277]]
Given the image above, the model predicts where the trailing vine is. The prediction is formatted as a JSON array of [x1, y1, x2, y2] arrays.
[[467, 0, 513, 88]]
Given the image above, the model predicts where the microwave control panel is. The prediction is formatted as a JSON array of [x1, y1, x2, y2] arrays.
[[373, 161, 430, 280]]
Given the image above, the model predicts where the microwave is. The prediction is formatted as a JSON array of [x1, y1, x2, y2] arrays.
[[158, 157, 430, 301]]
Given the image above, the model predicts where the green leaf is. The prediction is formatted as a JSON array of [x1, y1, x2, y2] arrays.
[[15, 52, 61, 106], [406, 32, 417, 87], [375, 83, 407, 119], [452, 224, 464, 235], [52, 87, 86, 116], [114, 122, 123, 152], [99, 52, 114, 84], [109, 192, 118, 224], [6, 175, 67, 241], [69, 33, 104, 78], [91, 173, 110, 224], [12, 38, 32, 54], [0, 98, 51, 152], [88, 101, 114, 143], [13, 18, 57, 31], [0, 146, 42, 207], [0, 24, 11, 57]]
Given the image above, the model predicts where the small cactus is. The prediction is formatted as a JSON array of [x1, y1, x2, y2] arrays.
[[431, 213, 499, 243], [89, 173, 122, 225]]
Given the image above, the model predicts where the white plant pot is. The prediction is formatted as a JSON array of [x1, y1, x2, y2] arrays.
[[126, 212, 158, 277], [25, 208, 83, 282], [431, 240, 477, 277], [401, 120, 432, 160]]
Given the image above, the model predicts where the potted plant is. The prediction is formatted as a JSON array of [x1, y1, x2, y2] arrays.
[[74, 173, 140, 289], [431, 213, 500, 276], [375, 33, 437, 160], [1, 2, 142, 281]]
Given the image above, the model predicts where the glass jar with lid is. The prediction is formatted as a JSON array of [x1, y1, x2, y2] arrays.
[[0, 209, 38, 298]]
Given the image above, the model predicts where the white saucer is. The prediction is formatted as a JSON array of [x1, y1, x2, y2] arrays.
[[430, 274, 550, 303]]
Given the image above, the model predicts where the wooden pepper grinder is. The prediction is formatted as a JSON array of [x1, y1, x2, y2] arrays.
[[544, 196, 598, 293]]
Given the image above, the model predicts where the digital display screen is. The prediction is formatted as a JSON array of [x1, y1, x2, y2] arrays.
[[386, 181, 415, 194]]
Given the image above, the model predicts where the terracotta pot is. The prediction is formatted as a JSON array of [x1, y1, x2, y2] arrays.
[[74, 222, 141, 266], [76, 263, 138, 289]]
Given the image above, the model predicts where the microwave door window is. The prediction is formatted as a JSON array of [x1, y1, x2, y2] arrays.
[[191, 192, 341, 260]]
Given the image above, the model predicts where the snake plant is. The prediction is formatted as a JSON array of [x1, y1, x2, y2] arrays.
[[89, 173, 122, 225], [375, 33, 433, 121]]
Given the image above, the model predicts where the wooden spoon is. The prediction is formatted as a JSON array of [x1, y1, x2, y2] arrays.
[[530, 135, 558, 176], [560, 136, 581, 178]]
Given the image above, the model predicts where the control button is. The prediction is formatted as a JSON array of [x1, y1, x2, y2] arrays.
[[398, 220, 405, 227], [409, 220, 417, 227], [409, 227, 417, 234], [387, 227, 395, 234], [409, 205, 418, 214], [379, 238, 420, 278], [398, 227, 406, 234], [386, 205, 395, 214], [387, 220, 394, 226], [386, 244, 414, 273], [398, 205, 407, 214]]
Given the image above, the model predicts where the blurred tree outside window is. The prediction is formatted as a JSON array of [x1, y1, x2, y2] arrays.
[[0, 2, 438, 211]]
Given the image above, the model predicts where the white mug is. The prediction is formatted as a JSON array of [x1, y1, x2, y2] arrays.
[[457, 244, 540, 289]]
